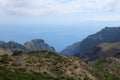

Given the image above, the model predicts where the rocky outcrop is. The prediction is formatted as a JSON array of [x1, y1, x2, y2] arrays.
[[0, 41, 27, 52], [24, 39, 55, 52]]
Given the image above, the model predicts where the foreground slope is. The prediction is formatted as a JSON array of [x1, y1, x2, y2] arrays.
[[0, 51, 95, 80], [0, 51, 119, 80], [0, 48, 12, 56], [91, 55, 120, 80]]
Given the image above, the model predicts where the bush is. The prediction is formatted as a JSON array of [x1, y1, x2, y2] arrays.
[[0, 54, 12, 64], [13, 51, 23, 56]]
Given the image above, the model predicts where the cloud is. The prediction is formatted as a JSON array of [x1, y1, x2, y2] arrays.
[[0, 0, 120, 21], [94, 0, 120, 11], [0, 0, 93, 15]]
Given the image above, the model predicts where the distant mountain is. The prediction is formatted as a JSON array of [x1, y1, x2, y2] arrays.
[[0, 41, 27, 52], [24, 39, 55, 52], [62, 27, 120, 56], [81, 42, 120, 61], [0, 39, 55, 52]]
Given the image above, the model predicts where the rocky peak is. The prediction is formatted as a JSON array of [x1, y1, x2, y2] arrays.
[[24, 39, 55, 52]]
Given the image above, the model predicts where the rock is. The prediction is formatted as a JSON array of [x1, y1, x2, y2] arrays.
[[0, 41, 27, 52], [24, 39, 55, 52]]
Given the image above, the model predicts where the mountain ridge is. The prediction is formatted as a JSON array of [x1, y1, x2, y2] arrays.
[[62, 27, 120, 57], [0, 39, 55, 53]]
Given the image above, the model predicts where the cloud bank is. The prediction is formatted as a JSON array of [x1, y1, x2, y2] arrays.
[[0, 0, 120, 22], [0, 0, 120, 15]]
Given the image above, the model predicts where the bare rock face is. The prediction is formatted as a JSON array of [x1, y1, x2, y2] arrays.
[[24, 39, 55, 52], [0, 41, 27, 52]]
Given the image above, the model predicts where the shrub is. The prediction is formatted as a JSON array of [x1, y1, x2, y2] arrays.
[[0, 54, 12, 64], [13, 51, 23, 56]]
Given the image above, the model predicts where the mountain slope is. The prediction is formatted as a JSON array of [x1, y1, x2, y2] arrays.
[[62, 27, 120, 56], [61, 42, 81, 56], [91, 55, 120, 80], [81, 42, 120, 61], [0, 50, 119, 80], [0, 48, 12, 56], [0, 51, 96, 80]]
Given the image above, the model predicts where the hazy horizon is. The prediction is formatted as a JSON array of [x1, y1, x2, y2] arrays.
[[1, 23, 120, 52]]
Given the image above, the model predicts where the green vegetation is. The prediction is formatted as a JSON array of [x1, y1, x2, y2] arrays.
[[0, 66, 76, 80], [13, 51, 23, 56], [92, 60, 120, 80], [0, 54, 12, 64], [0, 50, 119, 80], [84, 76, 92, 80], [0, 51, 79, 80]]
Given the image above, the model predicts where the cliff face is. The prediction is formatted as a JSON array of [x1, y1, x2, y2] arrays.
[[62, 27, 120, 56], [0, 39, 55, 52]]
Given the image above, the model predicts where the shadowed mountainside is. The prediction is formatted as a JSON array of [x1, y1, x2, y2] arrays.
[[80, 42, 120, 61], [62, 27, 120, 57]]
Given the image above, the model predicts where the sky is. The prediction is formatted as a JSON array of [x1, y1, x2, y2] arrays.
[[0, 0, 120, 52]]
